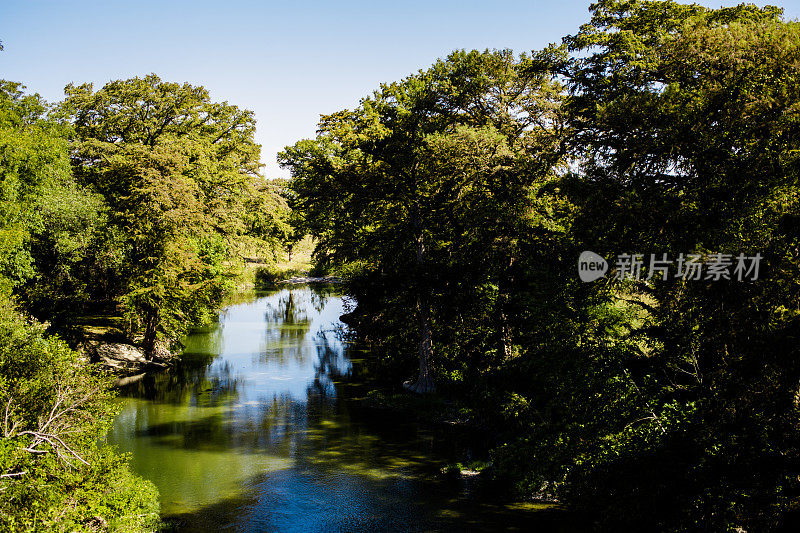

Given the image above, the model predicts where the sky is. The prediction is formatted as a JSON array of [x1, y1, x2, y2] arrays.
[[2, 0, 799, 178]]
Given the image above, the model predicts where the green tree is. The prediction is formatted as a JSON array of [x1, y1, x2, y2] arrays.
[[0, 79, 159, 532], [283, 4, 800, 529], [500, 1, 800, 529], [281, 50, 563, 393], [0, 80, 107, 325], [60, 74, 265, 354]]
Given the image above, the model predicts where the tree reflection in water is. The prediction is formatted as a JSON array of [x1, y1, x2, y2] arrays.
[[106, 286, 570, 531]]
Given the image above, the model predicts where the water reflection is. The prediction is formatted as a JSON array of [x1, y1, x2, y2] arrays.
[[106, 286, 572, 532]]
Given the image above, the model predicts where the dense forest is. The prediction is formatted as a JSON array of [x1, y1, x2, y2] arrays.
[[280, 1, 800, 531], [2, 0, 800, 530]]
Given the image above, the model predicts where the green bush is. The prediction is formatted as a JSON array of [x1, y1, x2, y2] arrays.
[[254, 264, 281, 289], [0, 295, 160, 531]]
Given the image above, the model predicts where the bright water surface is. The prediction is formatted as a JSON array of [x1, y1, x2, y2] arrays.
[[107, 286, 570, 532]]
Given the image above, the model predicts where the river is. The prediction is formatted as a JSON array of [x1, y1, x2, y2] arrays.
[[106, 286, 571, 532]]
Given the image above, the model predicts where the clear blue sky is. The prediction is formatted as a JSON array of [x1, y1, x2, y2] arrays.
[[2, 0, 798, 178]]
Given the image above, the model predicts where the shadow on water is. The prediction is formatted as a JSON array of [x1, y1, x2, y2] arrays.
[[160, 393, 580, 532], [162, 470, 579, 533], [107, 286, 582, 532]]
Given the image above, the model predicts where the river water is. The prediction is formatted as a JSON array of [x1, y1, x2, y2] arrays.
[[106, 286, 569, 532]]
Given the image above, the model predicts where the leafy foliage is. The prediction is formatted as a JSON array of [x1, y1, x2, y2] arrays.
[[0, 293, 160, 531], [0, 79, 160, 531], [283, 3, 800, 530], [281, 49, 565, 392], [59, 74, 287, 352]]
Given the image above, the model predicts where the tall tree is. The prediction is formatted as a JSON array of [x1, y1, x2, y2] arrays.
[[0, 79, 159, 532], [0, 80, 106, 321], [60, 74, 264, 354], [281, 50, 564, 392]]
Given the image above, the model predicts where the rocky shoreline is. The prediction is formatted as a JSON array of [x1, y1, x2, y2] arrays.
[[81, 340, 179, 385]]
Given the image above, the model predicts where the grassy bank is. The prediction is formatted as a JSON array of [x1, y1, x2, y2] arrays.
[[240, 235, 316, 290]]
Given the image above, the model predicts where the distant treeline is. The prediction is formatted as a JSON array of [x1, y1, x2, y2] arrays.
[[280, 1, 800, 530]]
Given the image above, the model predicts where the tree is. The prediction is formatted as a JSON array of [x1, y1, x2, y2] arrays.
[[0, 79, 108, 328], [501, 1, 800, 529], [281, 50, 564, 392], [59, 74, 265, 354], [282, 3, 800, 529], [0, 79, 159, 532]]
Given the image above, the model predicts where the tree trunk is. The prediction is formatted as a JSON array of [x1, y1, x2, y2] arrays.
[[497, 253, 516, 362], [498, 309, 514, 361], [404, 199, 436, 394], [141, 308, 158, 359], [404, 295, 435, 394]]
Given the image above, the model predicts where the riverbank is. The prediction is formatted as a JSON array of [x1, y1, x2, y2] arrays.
[[66, 308, 180, 380], [334, 298, 567, 510], [345, 379, 559, 501], [65, 238, 320, 378], [238, 235, 319, 290]]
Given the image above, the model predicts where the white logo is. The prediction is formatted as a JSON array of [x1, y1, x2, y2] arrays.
[[578, 251, 608, 282]]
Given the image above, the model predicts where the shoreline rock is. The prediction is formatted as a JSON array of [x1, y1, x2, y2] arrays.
[[88, 341, 178, 377]]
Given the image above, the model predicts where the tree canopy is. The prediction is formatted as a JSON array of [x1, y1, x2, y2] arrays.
[[281, 2, 800, 529], [60, 74, 285, 353]]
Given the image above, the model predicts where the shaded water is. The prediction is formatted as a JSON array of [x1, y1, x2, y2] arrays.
[[107, 286, 570, 532]]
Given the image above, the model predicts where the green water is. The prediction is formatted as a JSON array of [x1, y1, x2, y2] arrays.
[[107, 286, 571, 532]]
